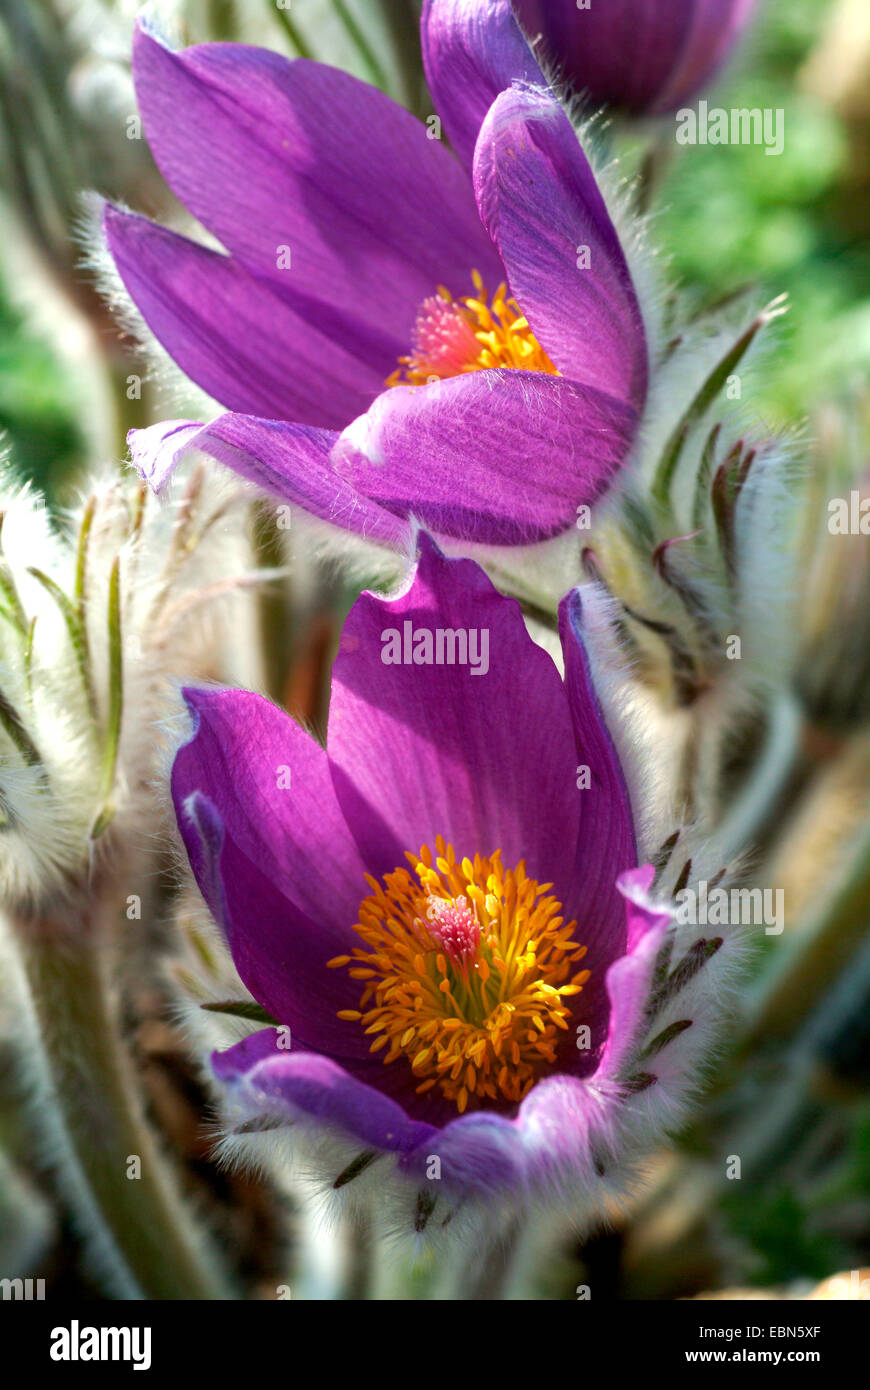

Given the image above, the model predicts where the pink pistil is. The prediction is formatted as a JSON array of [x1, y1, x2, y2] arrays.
[[410, 296, 479, 378], [425, 894, 481, 963]]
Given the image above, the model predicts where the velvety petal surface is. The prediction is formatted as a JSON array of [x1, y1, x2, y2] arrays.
[[333, 368, 638, 545], [132, 23, 502, 356], [104, 205, 382, 429], [128, 414, 410, 546], [172, 687, 376, 1056], [326, 534, 581, 890], [421, 0, 546, 171], [474, 85, 647, 410]]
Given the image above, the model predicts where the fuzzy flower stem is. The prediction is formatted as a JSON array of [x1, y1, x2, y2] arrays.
[[634, 136, 673, 216], [74, 495, 96, 613], [16, 920, 232, 1300], [27, 566, 99, 723], [90, 555, 123, 840], [0, 686, 45, 770]]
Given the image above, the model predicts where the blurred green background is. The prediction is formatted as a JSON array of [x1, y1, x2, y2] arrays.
[[653, 0, 870, 426]]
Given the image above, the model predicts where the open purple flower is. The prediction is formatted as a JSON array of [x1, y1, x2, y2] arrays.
[[424, 0, 758, 122], [173, 536, 732, 1223], [105, 20, 647, 548]]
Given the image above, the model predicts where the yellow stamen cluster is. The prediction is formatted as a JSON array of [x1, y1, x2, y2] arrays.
[[327, 838, 589, 1114], [387, 270, 559, 387]]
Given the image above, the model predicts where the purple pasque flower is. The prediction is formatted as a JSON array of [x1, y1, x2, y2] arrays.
[[424, 0, 758, 124], [173, 535, 732, 1224], [104, 19, 647, 549]]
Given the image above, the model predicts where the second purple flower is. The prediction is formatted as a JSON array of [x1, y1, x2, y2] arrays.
[[172, 538, 738, 1223]]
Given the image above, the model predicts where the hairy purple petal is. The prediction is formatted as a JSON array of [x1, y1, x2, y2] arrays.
[[213, 1031, 437, 1153], [474, 86, 647, 410], [128, 414, 409, 546], [172, 688, 375, 1055], [333, 369, 638, 545], [556, 589, 639, 1067], [421, 0, 546, 169], [104, 205, 382, 429], [558, 589, 637, 952], [132, 23, 501, 354]]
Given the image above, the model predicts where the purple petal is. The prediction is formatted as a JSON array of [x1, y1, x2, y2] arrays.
[[212, 1030, 437, 1154], [591, 865, 739, 1143], [594, 866, 673, 1083], [333, 369, 637, 545], [172, 687, 375, 1056], [554, 589, 639, 1071], [129, 420, 206, 493], [558, 588, 637, 958], [128, 413, 410, 546], [474, 85, 647, 410], [213, 1029, 527, 1193], [421, 0, 546, 170], [512, 870, 671, 1185], [104, 205, 381, 429], [397, 1110, 527, 1193], [325, 533, 581, 891], [132, 23, 501, 353]]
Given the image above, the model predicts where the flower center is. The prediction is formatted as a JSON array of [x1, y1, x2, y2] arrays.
[[328, 838, 589, 1113], [386, 271, 559, 387]]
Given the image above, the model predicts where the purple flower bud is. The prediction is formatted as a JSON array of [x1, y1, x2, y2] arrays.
[[511, 0, 759, 115]]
